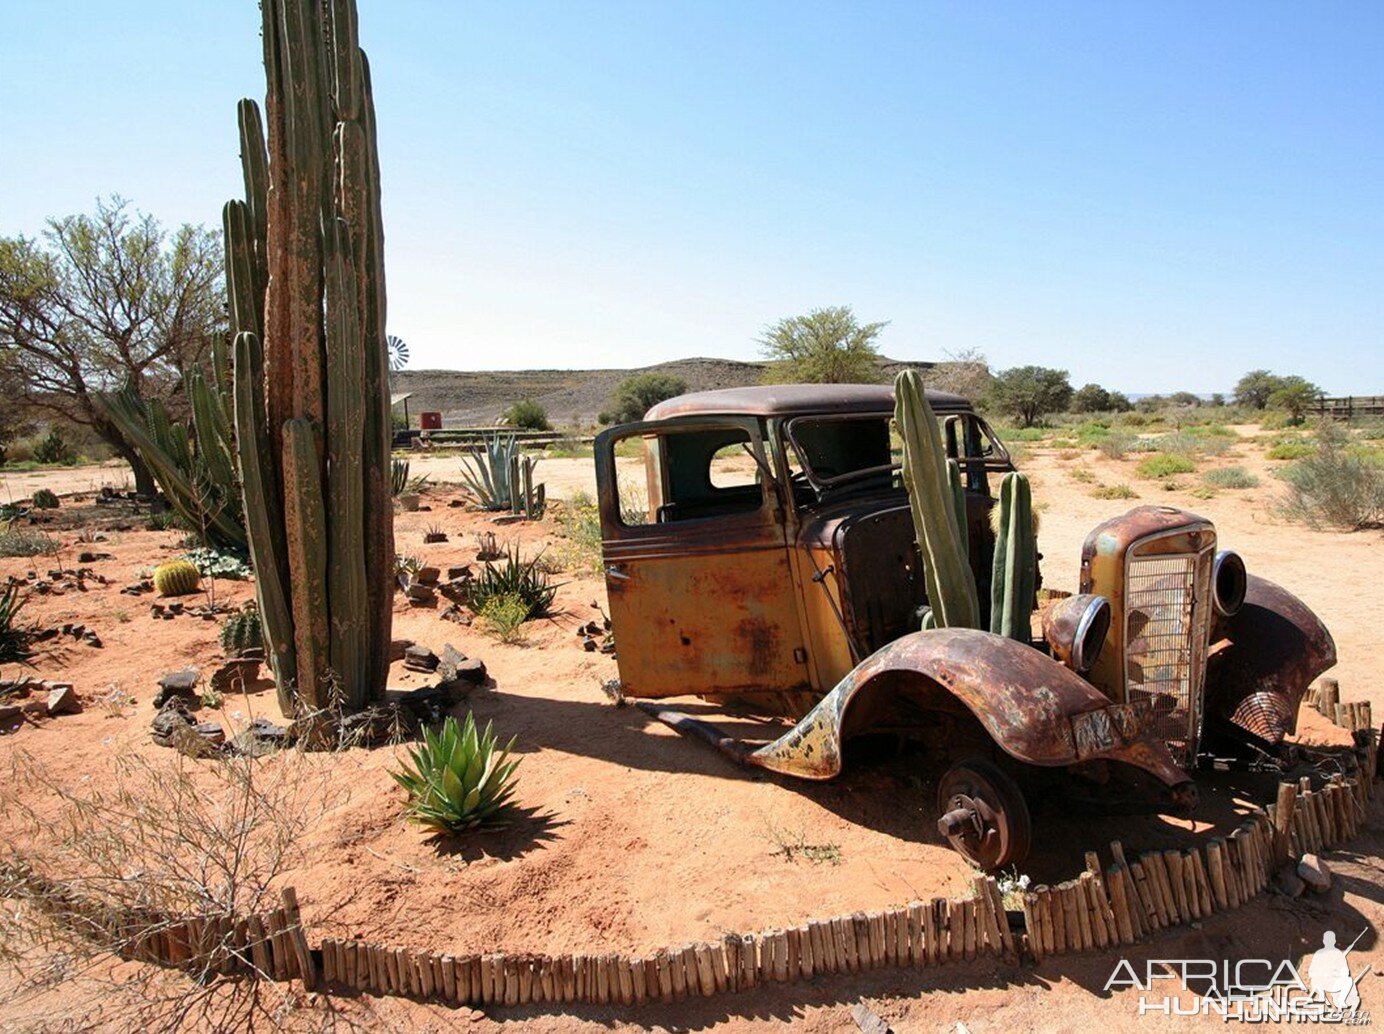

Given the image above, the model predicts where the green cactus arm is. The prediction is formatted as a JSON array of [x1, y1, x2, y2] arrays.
[[282, 417, 331, 712], [232, 331, 297, 707], [989, 471, 1037, 641], [894, 370, 979, 629], [323, 215, 370, 709]]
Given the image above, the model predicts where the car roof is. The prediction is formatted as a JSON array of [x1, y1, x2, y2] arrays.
[[644, 383, 971, 420]]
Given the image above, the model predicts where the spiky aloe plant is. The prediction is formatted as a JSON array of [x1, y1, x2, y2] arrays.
[[458, 434, 520, 510], [391, 713, 521, 834], [0, 580, 34, 664], [223, 0, 394, 717], [894, 370, 979, 629]]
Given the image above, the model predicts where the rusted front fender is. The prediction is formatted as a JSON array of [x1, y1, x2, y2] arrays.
[[746, 627, 1189, 788], [1205, 574, 1336, 746]]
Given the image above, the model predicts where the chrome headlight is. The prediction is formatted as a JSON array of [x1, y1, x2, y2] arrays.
[[1042, 593, 1112, 674], [1212, 550, 1247, 617]]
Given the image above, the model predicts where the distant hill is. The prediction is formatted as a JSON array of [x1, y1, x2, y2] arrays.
[[390, 356, 935, 428]]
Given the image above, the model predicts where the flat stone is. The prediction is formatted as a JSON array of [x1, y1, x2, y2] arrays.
[[405, 583, 436, 605], [439, 603, 473, 625], [388, 638, 414, 662], [230, 717, 290, 757], [47, 685, 81, 716], [403, 645, 438, 672], [0, 703, 23, 726], [415, 566, 441, 586], [154, 668, 201, 708], [210, 658, 262, 694], [446, 566, 472, 581], [1298, 853, 1332, 893], [453, 657, 487, 686]]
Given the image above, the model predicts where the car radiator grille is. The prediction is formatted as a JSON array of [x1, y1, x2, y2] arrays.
[[1124, 550, 1213, 766]]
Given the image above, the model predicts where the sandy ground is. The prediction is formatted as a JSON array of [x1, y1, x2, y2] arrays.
[[1, 426, 1381, 1032]]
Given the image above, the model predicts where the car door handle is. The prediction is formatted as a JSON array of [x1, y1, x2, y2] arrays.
[[606, 564, 630, 581]]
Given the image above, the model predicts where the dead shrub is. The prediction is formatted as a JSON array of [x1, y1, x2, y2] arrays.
[[0, 750, 345, 1032]]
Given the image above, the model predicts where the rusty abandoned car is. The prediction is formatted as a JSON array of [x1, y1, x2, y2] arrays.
[[593, 384, 1336, 869]]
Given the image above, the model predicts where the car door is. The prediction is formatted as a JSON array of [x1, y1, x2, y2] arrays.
[[593, 417, 810, 700]]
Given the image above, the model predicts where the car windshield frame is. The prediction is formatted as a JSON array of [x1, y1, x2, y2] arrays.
[[783, 411, 1014, 493]]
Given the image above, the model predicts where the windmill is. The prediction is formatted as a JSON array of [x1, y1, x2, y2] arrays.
[[386, 334, 409, 372]]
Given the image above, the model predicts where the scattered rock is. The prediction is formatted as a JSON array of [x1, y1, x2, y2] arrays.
[[403, 645, 439, 672], [210, 658, 262, 695], [388, 639, 414, 663], [151, 698, 196, 746], [178, 721, 227, 757], [439, 603, 473, 625], [446, 566, 472, 582], [491, 514, 524, 525], [453, 657, 487, 686], [405, 583, 436, 605], [423, 531, 448, 544], [22, 699, 48, 716], [77, 551, 113, 564], [1298, 854, 1332, 893], [415, 566, 441, 586], [1271, 867, 1305, 898], [46, 685, 81, 716], [154, 668, 201, 708], [0, 703, 23, 729], [230, 717, 291, 757], [437, 644, 466, 681]]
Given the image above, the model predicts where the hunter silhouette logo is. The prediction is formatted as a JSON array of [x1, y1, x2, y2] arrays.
[[1306, 930, 1369, 1014]]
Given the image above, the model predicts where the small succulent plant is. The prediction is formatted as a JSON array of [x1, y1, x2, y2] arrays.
[[153, 559, 201, 597], [391, 713, 521, 834]]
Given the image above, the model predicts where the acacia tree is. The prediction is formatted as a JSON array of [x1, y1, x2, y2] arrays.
[[987, 365, 1073, 427], [1234, 369, 1284, 410], [0, 197, 222, 494], [1268, 376, 1323, 424], [759, 305, 888, 383]]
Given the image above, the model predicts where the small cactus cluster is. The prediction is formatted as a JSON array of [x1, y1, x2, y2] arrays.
[[219, 604, 264, 657], [30, 489, 59, 510], [153, 559, 201, 598]]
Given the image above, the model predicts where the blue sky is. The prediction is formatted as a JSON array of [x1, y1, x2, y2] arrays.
[[2, 1, 1380, 393]]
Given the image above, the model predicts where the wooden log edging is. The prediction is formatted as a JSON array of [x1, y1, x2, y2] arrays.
[[14, 683, 1377, 1009]]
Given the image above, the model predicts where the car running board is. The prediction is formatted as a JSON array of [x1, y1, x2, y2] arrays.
[[635, 702, 761, 766]]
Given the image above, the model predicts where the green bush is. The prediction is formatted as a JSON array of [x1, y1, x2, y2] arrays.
[[1266, 441, 1314, 461], [479, 592, 531, 644], [1277, 423, 1384, 529], [391, 713, 521, 834], [30, 489, 59, 509], [1136, 454, 1197, 479], [1258, 410, 1295, 431], [33, 428, 74, 465], [1202, 466, 1259, 489], [601, 373, 689, 425], [1091, 483, 1138, 500], [467, 544, 559, 619], [503, 399, 550, 431]]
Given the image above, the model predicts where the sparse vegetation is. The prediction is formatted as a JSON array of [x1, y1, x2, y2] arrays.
[[1267, 441, 1314, 461], [391, 713, 521, 834], [765, 820, 842, 866], [986, 366, 1073, 427], [1277, 422, 1384, 530], [1091, 483, 1138, 500], [1067, 468, 1096, 483], [1136, 454, 1197, 479], [1202, 466, 1259, 489], [0, 526, 56, 558], [30, 488, 59, 509], [759, 305, 887, 384], [467, 544, 560, 619]]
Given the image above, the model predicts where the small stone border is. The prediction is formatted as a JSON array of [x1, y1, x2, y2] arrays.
[[10, 684, 1379, 1009]]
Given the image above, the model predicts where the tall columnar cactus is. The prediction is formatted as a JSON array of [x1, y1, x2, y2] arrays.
[[224, 0, 393, 716], [989, 471, 1037, 642], [894, 371, 980, 630]]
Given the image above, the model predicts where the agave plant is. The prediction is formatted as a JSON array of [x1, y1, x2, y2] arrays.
[[0, 580, 35, 664], [391, 713, 521, 834]]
